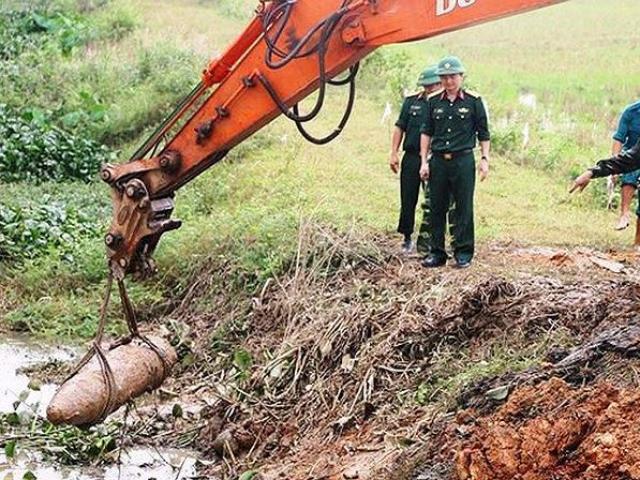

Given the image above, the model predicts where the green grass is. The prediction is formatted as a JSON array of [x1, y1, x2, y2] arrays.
[[2, 0, 640, 339], [382, 0, 640, 177], [415, 346, 536, 407]]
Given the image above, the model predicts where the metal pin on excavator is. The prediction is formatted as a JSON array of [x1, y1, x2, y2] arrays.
[[49, 0, 570, 426]]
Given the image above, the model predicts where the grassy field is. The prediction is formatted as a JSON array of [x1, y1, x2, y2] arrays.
[[1, 0, 639, 339]]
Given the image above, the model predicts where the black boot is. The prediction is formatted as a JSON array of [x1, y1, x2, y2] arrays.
[[401, 235, 413, 254], [421, 255, 447, 268]]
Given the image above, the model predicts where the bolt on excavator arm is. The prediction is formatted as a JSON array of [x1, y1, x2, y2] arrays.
[[100, 0, 568, 279]]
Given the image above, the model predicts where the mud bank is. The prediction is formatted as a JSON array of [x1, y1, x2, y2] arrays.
[[170, 236, 640, 479]]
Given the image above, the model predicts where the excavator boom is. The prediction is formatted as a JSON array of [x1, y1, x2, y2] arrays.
[[100, 0, 568, 279]]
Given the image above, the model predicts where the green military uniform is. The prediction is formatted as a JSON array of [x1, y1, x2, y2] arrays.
[[421, 57, 490, 264], [396, 92, 431, 253], [395, 67, 441, 254]]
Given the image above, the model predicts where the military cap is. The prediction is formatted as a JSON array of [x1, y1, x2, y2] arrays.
[[417, 65, 440, 87], [436, 56, 466, 75]]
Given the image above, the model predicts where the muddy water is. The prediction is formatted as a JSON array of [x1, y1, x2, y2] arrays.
[[0, 335, 199, 480], [518, 92, 537, 109], [0, 334, 75, 416], [0, 448, 198, 480]]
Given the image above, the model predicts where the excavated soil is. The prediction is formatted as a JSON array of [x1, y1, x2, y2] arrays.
[[157, 229, 640, 479], [455, 377, 640, 480]]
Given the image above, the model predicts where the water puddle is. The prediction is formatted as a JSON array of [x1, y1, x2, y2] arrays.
[[0, 335, 200, 479], [0, 334, 75, 416], [518, 92, 538, 109], [0, 448, 198, 480]]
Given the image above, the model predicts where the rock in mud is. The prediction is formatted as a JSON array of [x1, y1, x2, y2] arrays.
[[211, 425, 255, 457], [47, 336, 177, 426], [343, 468, 359, 479]]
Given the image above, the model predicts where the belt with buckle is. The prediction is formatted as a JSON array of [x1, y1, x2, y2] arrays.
[[436, 149, 473, 160]]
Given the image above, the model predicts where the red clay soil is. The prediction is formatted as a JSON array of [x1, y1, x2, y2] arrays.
[[455, 377, 640, 480]]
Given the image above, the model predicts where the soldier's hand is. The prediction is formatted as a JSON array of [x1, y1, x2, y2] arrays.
[[479, 157, 490, 182], [390, 153, 400, 174], [420, 163, 430, 181], [570, 170, 594, 194]]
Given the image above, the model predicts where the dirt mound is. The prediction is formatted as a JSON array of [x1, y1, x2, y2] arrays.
[[158, 229, 640, 479], [456, 377, 640, 480]]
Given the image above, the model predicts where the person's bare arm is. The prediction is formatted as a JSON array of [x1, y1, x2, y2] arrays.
[[390, 127, 404, 174], [571, 139, 640, 193], [420, 133, 432, 181], [479, 140, 490, 181]]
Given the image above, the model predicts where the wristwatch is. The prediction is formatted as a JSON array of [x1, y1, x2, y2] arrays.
[[481, 155, 489, 161]]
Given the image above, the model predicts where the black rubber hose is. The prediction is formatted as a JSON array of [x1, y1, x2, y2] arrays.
[[262, 1, 295, 60], [328, 61, 360, 86], [263, 1, 327, 64], [264, 3, 351, 69], [258, 0, 360, 144], [293, 63, 358, 145], [259, 11, 342, 123], [265, 14, 328, 68]]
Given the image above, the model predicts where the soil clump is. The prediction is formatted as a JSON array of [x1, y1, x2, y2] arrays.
[[456, 377, 640, 480]]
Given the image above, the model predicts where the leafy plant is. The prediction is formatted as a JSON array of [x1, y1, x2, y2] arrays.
[[0, 411, 118, 465], [233, 348, 253, 380], [0, 6, 92, 59], [239, 471, 260, 480], [0, 104, 113, 183], [4, 439, 17, 459], [29, 11, 81, 55], [0, 8, 49, 61], [0, 195, 106, 261], [60, 90, 108, 130]]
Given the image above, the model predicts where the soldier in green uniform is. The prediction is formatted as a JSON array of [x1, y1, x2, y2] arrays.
[[391, 66, 443, 254], [419, 56, 491, 268]]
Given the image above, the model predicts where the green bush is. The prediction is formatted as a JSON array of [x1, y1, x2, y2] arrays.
[[0, 9, 49, 60], [491, 125, 522, 156], [0, 1, 137, 130], [1, 0, 137, 58], [0, 104, 113, 183], [360, 48, 415, 101], [0, 6, 92, 59], [0, 192, 107, 261]]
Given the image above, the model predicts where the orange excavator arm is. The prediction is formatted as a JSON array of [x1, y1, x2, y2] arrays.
[[101, 0, 567, 279]]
